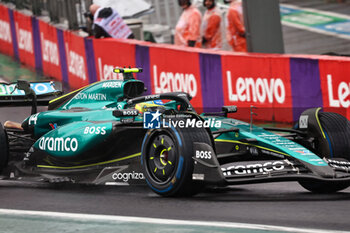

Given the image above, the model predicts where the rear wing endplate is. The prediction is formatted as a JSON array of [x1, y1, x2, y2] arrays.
[[0, 81, 63, 107]]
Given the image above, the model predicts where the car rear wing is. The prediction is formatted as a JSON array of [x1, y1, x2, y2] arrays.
[[0, 80, 63, 107]]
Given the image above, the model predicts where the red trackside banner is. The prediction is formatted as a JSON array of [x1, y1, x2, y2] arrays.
[[0, 4, 13, 56], [64, 31, 89, 89], [1, 3, 350, 122], [38, 20, 62, 81], [318, 57, 350, 119], [13, 10, 35, 68], [93, 38, 136, 81], [148, 45, 203, 109], [221, 54, 293, 122]]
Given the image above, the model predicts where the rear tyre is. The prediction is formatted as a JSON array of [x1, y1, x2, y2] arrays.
[[141, 126, 212, 197], [298, 111, 350, 193], [0, 123, 9, 173]]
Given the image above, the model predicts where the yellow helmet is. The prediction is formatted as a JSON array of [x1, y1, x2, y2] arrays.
[[135, 100, 165, 113]]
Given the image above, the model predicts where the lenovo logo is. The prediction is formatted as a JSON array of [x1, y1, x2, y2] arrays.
[[41, 33, 59, 66], [16, 24, 33, 53], [226, 71, 286, 104], [0, 20, 11, 43], [153, 65, 198, 98]]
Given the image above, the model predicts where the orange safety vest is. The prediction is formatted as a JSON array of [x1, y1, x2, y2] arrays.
[[175, 5, 202, 48], [226, 1, 247, 52], [202, 6, 222, 49]]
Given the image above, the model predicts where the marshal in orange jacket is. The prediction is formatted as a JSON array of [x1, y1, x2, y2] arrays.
[[226, 1, 247, 52], [202, 6, 222, 49], [175, 5, 202, 48]]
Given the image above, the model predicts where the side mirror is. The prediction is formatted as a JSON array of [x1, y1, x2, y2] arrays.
[[203, 106, 237, 117], [222, 106, 237, 114], [113, 109, 139, 117]]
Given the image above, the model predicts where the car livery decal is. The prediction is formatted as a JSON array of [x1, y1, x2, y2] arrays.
[[214, 118, 328, 167], [34, 121, 113, 157]]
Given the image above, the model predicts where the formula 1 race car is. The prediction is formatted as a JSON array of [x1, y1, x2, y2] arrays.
[[0, 68, 349, 196]]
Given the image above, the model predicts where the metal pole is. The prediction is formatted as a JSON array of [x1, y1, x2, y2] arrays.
[[174, 1, 180, 25], [154, 0, 162, 24], [164, 0, 171, 27], [14, 0, 23, 9], [65, 0, 79, 30], [48, 0, 59, 23], [32, 0, 41, 16]]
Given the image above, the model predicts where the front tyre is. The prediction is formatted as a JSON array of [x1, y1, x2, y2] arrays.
[[316, 112, 350, 159], [141, 127, 212, 197], [298, 110, 350, 193]]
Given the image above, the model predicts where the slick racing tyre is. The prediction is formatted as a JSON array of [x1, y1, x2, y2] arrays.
[[141, 126, 212, 197], [316, 112, 350, 159], [298, 110, 350, 193], [0, 123, 9, 173]]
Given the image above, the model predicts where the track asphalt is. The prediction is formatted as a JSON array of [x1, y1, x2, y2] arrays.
[[1, 1, 350, 229]]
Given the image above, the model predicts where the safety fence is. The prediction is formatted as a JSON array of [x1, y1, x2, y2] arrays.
[[0, 3, 349, 122], [0, 0, 92, 30]]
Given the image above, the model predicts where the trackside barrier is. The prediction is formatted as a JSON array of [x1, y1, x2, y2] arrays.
[[13, 9, 36, 68], [0, 3, 349, 122], [0, 4, 14, 57]]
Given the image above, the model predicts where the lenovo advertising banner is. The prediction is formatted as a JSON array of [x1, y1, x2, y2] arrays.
[[148, 46, 203, 110], [1, 3, 350, 122], [0, 5, 14, 56], [64, 31, 89, 89], [13, 10, 35, 68], [221, 54, 293, 122], [318, 58, 350, 119], [93, 38, 136, 81], [38, 20, 62, 81]]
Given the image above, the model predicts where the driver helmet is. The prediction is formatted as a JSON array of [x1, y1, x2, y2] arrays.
[[135, 100, 165, 113]]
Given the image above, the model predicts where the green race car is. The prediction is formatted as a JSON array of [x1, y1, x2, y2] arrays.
[[0, 68, 349, 196]]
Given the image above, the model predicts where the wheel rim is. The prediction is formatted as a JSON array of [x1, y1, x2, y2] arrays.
[[146, 134, 177, 184]]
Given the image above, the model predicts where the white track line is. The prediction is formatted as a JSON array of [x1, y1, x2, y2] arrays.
[[282, 21, 350, 40], [281, 4, 350, 20], [281, 4, 350, 40], [0, 208, 347, 233]]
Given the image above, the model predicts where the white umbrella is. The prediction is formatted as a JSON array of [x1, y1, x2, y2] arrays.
[[93, 0, 153, 18]]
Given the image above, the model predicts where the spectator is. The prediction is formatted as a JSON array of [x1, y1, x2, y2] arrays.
[[88, 4, 135, 39], [202, 0, 222, 50], [175, 0, 202, 47], [225, 0, 247, 52]]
